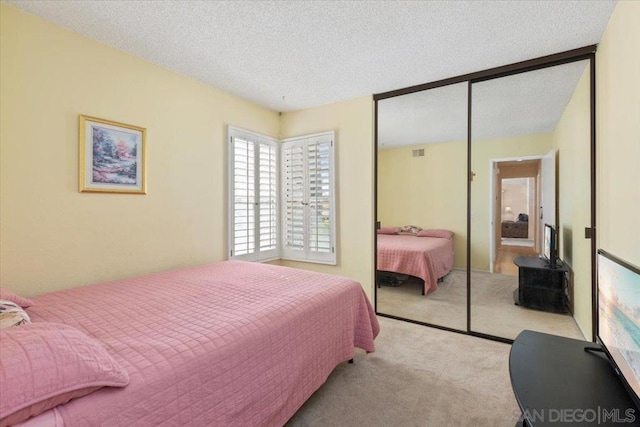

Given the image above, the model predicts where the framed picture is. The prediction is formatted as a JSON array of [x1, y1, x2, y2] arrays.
[[79, 115, 146, 194]]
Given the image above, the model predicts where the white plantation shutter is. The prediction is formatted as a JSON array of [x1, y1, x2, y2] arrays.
[[228, 127, 335, 265], [282, 141, 306, 258], [281, 132, 336, 264], [228, 127, 278, 262], [258, 143, 278, 254], [232, 136, 255, 258], [307, 138, 333, 260]]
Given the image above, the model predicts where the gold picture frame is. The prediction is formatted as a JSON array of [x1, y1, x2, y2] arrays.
[[79, 115, 147, 194]]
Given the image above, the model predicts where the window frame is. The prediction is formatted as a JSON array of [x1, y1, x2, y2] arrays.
[[227, 126, 336, 265], [281, 131, 337, 265], [227, 126, 280, 263]]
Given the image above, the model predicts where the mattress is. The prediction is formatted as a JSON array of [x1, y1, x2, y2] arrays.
[[377, 234, 454, 294], [19, 260, 379, 426]]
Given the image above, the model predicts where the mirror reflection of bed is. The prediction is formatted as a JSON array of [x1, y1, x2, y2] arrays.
[[376, 82, 468, 331], [376, 59, 592, 342], [376, 226, 464, 330], [377, 227, 454, 296]]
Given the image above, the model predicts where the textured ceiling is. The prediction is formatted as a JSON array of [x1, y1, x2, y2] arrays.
[[378, 82, 468, 148], [471, 60, 589, 143], [6, 0, 616, 113], [378, 60, 589, 148]]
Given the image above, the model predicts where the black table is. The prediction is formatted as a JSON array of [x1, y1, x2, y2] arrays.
[[513, 256, 568, 313], [510, 330, 640, 426]]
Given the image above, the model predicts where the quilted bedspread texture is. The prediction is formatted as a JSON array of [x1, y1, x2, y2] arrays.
[[377, 235, 454, 294], [23, 260, 379, 426]]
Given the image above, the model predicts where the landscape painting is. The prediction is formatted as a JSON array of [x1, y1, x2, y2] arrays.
[[79, 115, 146, 194]]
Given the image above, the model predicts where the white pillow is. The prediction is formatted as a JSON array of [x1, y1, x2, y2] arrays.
[[0, 299, 31, 329], [397, 225, 423, 235]]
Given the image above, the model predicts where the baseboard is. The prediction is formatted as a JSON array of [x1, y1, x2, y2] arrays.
[[573, 315, 589, 341]]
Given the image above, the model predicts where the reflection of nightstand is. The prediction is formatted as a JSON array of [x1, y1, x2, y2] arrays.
[[513, 256, 568, 313]]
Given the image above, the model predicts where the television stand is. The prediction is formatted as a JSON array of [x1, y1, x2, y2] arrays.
[[544, 260, 563, 270], [584, 346, 605, 354], [510, 330, 639, 426], [513, 256, 569, 313]]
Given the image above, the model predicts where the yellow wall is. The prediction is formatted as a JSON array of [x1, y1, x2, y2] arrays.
[[378, 141, 467, 268], [377, 1, 640, 338], [552, 66, 592, 338], [0, 5, 279, 296], [2, 0, 638, 314], [378, 134, 552, 270], [597, 1, 640, 267], [279, 97, 375, 299], [470, 134, 552, 270]]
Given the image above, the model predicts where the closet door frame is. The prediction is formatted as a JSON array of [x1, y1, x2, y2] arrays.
[[373, 45, 598, 343]]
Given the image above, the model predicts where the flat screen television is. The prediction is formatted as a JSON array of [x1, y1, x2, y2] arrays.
[[543, 223, 558, 266], [598, 249, 640, 407]]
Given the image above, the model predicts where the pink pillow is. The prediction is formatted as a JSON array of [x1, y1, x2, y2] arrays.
[[417, 229, 454, 239], [0, 323, 129, 426], [0, 287, 34, 308], [377, 227, 398, 235]]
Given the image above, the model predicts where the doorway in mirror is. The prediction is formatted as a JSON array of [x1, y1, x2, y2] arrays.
[[469, 60, 591, 341]]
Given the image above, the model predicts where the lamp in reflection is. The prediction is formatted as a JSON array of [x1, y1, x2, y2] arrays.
[[504, 206, 514, 220]]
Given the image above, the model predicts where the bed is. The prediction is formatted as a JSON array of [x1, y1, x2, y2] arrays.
[[377, 234, 454, 295], [1, 260, 379, 427]]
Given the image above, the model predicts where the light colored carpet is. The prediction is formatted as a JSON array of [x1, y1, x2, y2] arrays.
[[378, 269, 584, 340], [287, 316, 521, 426]]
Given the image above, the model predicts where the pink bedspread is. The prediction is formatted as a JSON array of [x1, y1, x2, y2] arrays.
[[24, 261, 379, 426], [377, 234, 454, 294]]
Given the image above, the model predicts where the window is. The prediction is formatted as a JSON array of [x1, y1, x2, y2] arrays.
[[228, 127, 279, 262], [281, 132, 336, 264], [228, 127, 336, 265]]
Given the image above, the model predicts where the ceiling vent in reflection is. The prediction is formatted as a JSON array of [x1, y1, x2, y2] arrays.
[[412, 149, 425, 157]]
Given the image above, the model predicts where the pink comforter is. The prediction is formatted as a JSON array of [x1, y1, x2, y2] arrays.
[[24, 261, 379, 426], [377, 234, 454, 294]]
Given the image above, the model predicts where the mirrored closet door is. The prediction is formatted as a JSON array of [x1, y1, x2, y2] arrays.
[[469, 60, 592, 340], [376, 82, 468, 331]]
